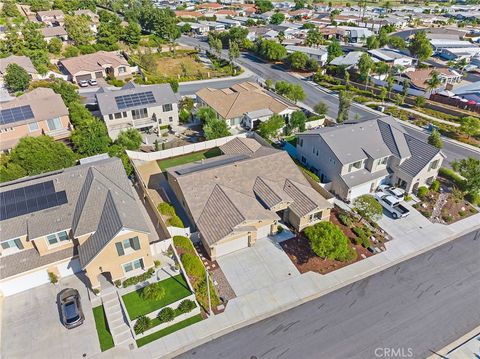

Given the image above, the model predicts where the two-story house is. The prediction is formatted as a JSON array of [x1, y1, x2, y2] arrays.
[[36, 10, 65, 27], [296, 117, 445, 202], [0, 157, 154, 296], [0, 88, 72, 152], [95, 82, 179, 140]]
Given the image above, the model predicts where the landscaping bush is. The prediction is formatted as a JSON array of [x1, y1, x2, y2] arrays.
[[134, 315, 151, 335], [466, 192, 480, 206], [417, 186, 429, 199], [157, 307, 175, 323], [404, 194, 412, 202], [352, 227, 371, 248], [48, 271, 58, 284], [304, 222, 357, 262], [154, 260, 161, 267], [430, 179, 440, 192], [122, 268, 155, 288], [181, 253, 205, 278], [177, 299, 196, 314], [338, 213, 352, 227], [114, 280, 122, 288], [277, 225, 284, 233], [173, 236, 194, 252], [158, 202, 176, 216], [194, 276, 220, 309], [141, 282, 166, 301], [438, 167, 465, 189], [167, 215, 185, 228]]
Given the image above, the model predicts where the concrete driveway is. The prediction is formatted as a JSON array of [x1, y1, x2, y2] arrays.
[[1, 274, 100, 359], [378, 201, 432, 239], [217, 237, 300, 297]]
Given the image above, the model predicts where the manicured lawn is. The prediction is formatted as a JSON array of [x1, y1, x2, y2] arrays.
[[157, 147, 221, 171], [122, 274, 191, 320], [92, 305, 114, 352], [136, 314, 203, 348]]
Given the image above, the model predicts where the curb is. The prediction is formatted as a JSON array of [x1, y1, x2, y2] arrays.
[[162, 225, 480, 359], [426, 325, 480, 358]]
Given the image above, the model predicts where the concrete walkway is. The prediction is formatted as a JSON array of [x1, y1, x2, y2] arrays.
[[93, 210, 480, 359]]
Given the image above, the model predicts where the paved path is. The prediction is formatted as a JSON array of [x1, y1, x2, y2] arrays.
[[178, 230, 480, 359]]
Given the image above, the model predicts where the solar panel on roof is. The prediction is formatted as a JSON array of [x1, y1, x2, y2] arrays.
[[0, 180, 68, 221], [0, 105, 34, 126], [114, 91, 156, 110]]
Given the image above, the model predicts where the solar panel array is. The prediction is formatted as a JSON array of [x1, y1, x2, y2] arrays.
[[0, 105, 34, 126], [175, 155, 249, 176], [114, 91, 156, 110], [0, 180, 68, 221]]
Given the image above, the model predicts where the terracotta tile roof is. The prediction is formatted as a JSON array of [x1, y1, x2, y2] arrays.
[[175, 10, 203, 18], [59, 51, 129, 76], [198, 3, 224, 9], [404, 68, 460, 90]]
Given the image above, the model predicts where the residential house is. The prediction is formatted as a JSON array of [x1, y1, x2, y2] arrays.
[[198, 21, 226, 32], [285, 45, 328, 66], [440, 47, 480, 62], [338, 26, 374, 43], [175, 10, 203, 19], [196, 82, 297, 128], [36, 10, 65, 27], [368, 48, 416, 70], [74, 9, 100, 33], [430, 39, 478, 54], [0, 55, 38, 81], [95, 82, 179, 140], [296, 116, 445, 201], [399, 68, 462, 93], [0, 88, 71, 152], [167, 137, 333, 259], [215, 18, 241, 28], [59, 51, 134, 84], [330, 51, 376, 68], [40, 26, 68, 43]]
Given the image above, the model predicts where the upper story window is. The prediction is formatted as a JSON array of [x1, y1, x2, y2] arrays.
[[348, 160, 363, 172], [428, 159, 439, 171], [28, 122, 40, 132], [47, 230, 69, 246], [118, 66, 127, 73], [114, 112, 122, 119], [162, 104, 173, 112], [115, 236, 141, 256], [132, 108, 148, 120], [47, 117, 63, 131], [1, 238, 24, 251], [381, 157, 388, 165]]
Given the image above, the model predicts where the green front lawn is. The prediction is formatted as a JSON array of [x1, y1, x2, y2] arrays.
[[122, 274, 191, 319], [157, 147, 222, 171], [92, 306, 114, 352], [136, 314, 203, 348]]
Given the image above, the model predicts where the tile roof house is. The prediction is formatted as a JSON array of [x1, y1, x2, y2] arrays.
[[0, 55, 38, 80], [58, 51, 134, 84], [40, 25, 68, 43], [167, 137, 333, 259], [36, 9, 65, 26], [0, 88, 71, 151], [0, 157, 153, 295], [196, 82, 298, 128], [400, 68, 462, 92], [296, 116, 445, 202], [95, 82, 179, 140]]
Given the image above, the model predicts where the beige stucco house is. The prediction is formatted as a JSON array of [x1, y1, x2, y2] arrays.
[[0, 55, 39, 82], [0, 88, 71, 152], [167, 137, 333, 259], [0, 157, 154, 296]]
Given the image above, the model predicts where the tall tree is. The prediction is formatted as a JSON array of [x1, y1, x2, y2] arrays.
[[4, 64, 31, 92], [258, 39, 286, 61], [305, 28, 322, 47], [353, 194, 383, 222], [408, 30, 433, 61], [327, 40, 343, 62], [425, 70, 441, 94], [71, 118, 111, 156], [288, 51, 309, 70], [288, 110, 307, 133], [122, 22, 142, 45], [460, 116, 480, 139], [357, 53, 374, 90], [208, 35, 222, 58], [115, 129, 143, 150], [427, 129, 443, 148], [452, 157, 480, 198], [337, 90, 352, 123], [64, 14, 94, 46], [258, 114, 285, 139], [270, 12, 285, 25], [314, 102, 328, 116], [228, 40, 240, 74], [255, 0, 273, 13], [203, 118, 230, 140], [366, 35, 380, 49]]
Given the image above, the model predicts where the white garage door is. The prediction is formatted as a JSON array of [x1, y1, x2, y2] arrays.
[[215, 235, 249, 257], [57, 258, 81, 277], [0, 269, 49, 296], [256, 224, 271, 239], [349, 182, 375, 200]]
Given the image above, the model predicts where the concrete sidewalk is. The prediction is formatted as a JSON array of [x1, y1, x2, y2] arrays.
[[94, 213, 480, 359]]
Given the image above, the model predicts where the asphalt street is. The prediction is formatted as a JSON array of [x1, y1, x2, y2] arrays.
[[178, 230, 480, 359]]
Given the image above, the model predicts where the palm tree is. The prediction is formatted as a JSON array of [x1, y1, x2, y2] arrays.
[[425, 70, 441, 95]]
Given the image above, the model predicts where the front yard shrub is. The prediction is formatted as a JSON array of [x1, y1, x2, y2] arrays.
[[177, 299, 196, 314], [430, 179, 440, 192], [48, 271, 58, 284], [417, 186, 429, 199], [134, 315, 151, 335], [338, 213, 352, 226], [353, 194, 383, 222], [304, 222, 356, 262], [114, 280, 122, 288], [459, 210, 466, 217], [157, 307, 175, 323], [122, 268, 155, 288], [167, 215, 185, 228], [404, 194, 412, 202], [173, 236, 194, 252], [158, 202, 176, 216], [352, 227, 371, 248], [141, 282, 166, 301], [154, 260, 161, 267], [181, 253, 204, 278], [277, 225, 284, 233], [442, 214, 453, 222], [439, 167, 465, 189]]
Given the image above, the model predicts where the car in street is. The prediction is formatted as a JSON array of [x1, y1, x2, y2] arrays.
[[377, 185, 405, 201], [375, 192, 410, 219], [88, 78, 98, 86], [78, 80, 88, 87], [59, 288, 84, 329]]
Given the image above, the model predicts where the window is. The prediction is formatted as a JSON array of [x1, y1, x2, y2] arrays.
[[348, 160, 363, 172], [109, 114, 114, 120], [114, 112, 122, 119], [115, 236, 141, 256], [118, 66, 126, 73], [122, 112, 127, 117], [46, 230, 69, 245], [132, 108, 148, 120], [123, 258, 144, 273], [169, 116, 173, 122], [28, 122, 40, 132], [381, 157, 388, 165], [1, 238, 23, 251], [47, 117, 62, 131], [429, 159, 439, 171], [162, 104, 173, 112]]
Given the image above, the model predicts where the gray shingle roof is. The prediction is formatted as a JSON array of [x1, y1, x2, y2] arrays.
[[399, 134, 442, 176]]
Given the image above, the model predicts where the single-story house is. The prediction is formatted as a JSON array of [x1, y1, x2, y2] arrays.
[[0, 55, 38, 81], [40, 26, 68, 43], [285, 45, 328, 65]]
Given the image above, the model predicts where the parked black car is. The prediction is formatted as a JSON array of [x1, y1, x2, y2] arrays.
[[59, 288, 84, 329]]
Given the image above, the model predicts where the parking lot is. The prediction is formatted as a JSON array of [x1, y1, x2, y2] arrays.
[[1, 274, 100, 359], [217, 236, 300, 297]]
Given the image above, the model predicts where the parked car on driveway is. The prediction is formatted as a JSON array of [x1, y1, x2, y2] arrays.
[[88, 78, 98, 86], [377, 185, 405, 201], [375, 192, 410, 219], [78, 80, 88, 87], [59, 288, 84, 329]]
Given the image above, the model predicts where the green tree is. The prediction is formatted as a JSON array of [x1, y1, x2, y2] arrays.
[[208, 35, 222, 57], [0, 154, 27, 183], [22, 23, 47, 51], [402, 79, 409, 97], [197, 107, 217, 123], [255, 0, 273, 13], [327, 40, 343, 63], [203, 118, 230, 140], [337, 90, 352, 123], [47, 37, 63, 54], [64, 15, 94, 46], [379, 87, 388, 103], [2, 0, 21, 17], [71, 118, 111, 156], [270, 12, 285, 25], [425, 70, 441, 93], [366, 35, 380, 49], [258, 114, 285, 139], [288, 51, 309, 70], [258, 39, 286, 61], [460, 116, 480, 139], [4, 63, 31, 92], [408, 30, 433, 61], [353, 194, 383, 222], [415, 96, 426, 107], [288, 110, 307, 133], [115, 129, 143, 151], [386, 74, 394, 99], [357, 53, 374, 90], [314, 102, 328, 115], [122, 22, 142, 45], [265, 78, 273, 89], [228, 40, 240, 74], [134, 315, 151, 335], [305, 27, 322, 47], [388, 36, 406, 50], [452, 157, 480, 198], [427, 129, 443, 149], [9, 136, 76, 176], [63, 45, 80, 58], [304, 222, 356, 261]]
